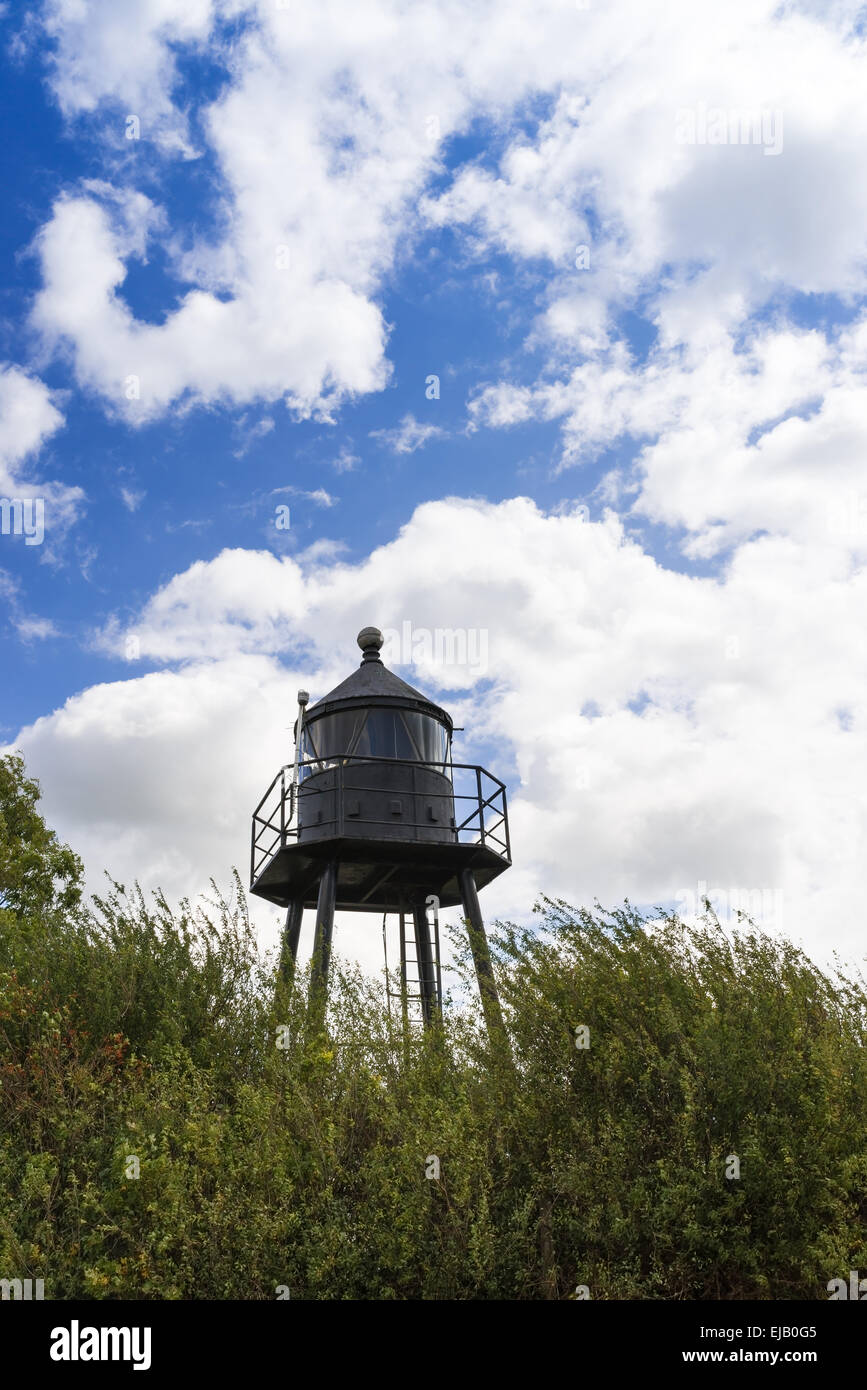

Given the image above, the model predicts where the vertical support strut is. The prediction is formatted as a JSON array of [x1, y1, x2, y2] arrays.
[[412, 903, 439, 1026], [458, 867, 506, 1040], [279, 898, 304, 983], [308, 861, 338, 1020], [398, 910, 410, 1040]]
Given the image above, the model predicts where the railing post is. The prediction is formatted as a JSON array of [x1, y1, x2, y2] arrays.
[[476, 766, 485, 845], [503, 786, 511, 861]]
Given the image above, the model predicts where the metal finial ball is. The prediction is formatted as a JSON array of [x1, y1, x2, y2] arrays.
[[357, 626, 384, 652]]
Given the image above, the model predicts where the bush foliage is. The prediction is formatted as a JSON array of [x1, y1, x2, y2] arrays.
[[1, 752, 865, 1299]]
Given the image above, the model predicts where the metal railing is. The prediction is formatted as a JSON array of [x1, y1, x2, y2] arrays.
[[251, 755, 510, 885]]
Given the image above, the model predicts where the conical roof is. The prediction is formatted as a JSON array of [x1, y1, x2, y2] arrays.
[[311, 659, 433, 707], [305, 627, 452, 729]]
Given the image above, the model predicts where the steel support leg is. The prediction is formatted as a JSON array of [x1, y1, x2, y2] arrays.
[[279, 897, 304, 983], [458, 867, 506, 1039], [412, 903, 439, 1026], [309, 860, 338, 1003]]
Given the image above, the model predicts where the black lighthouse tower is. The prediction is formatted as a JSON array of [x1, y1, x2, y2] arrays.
[[250, 626, 511, 1034]]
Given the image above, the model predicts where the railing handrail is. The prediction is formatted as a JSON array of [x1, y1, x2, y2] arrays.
[[289, 752, 506, 791], [250, 755, 510, 883]]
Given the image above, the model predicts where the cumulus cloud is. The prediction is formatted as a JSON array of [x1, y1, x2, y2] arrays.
[[7, 496, 866, 974], [424, 4, 867, 317], [469, 318, 867, 561], [42, 0, 223, 155], [0, 364, 84, 555], [28, 1, 867, 446], [12, 0, 867, 979], [31, 191, 389, 423], [0, 366, 64, 477]]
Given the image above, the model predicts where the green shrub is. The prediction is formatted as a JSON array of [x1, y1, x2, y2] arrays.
[[1, 753, 865, 1299]]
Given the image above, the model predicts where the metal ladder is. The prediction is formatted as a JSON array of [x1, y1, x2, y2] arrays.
[[383, 909, 442, 1030]]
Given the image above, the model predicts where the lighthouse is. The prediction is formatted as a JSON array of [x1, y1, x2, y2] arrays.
[[250, 627, 511, 1034]]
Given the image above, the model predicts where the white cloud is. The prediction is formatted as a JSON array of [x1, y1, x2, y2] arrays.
[[424, 5, 867, 313], [31, 191, 389, 423], [0, 364, 84, 552], [469, 318, 867, 561], [271, 485, 337, 508], [8, 495, 867, 974], [370, 414, 445, 455], [29, 0, 867, 449], [12, 0, 867, 980], [13, 615, 59, 642], [120, 487, 145, 512], [232, 415, 274, 459], [42, 0, 222, 155], [331, 445, 359, 474], [0, 364, 64, 491], [0, 570, 59, 645], [28, 0, 867, 443]]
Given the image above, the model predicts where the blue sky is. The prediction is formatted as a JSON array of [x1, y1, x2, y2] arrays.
[[0, 28, 623, 724], [2, 0, 867, 973]]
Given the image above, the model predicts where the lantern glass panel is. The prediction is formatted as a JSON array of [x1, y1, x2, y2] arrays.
[[354, 709, 416, 760], [402, 711, 449, 768], [301, 707, 450, 773], [300, 710, 365, 772]]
